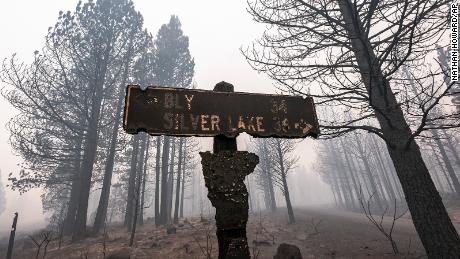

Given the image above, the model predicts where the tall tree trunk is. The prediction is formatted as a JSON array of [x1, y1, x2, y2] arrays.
[[159, 136, 171, 225], [129, 144, 144, 247], [63, 136, 83, 236], [275, 140, 295, 223], [125, 134, 141, 230], [179, 143, 187, 218], [93, 56, 131, 233], [338, 1, 460, 256], [63, 173, 80, 236], [140, 138, 150, 225], [281, 174, 295, 224], [179, 139, 187, 218], [166, 138, 176, 223], [154, 136, 162, 226], [174, 138, 184, 223], [263, 140, 277, 211], [73, 66, 107, 240], [179, 155, 186, 218]]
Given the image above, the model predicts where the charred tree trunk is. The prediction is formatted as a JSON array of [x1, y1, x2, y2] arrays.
[[93, 62, 131, 234], [264, 141, 277, 212], [159, 136, 171, 225], [63, 136, 83, 236], [6, 212, 18, 259], [179, 139, 187, 218], [73, 62, 108, 240], [166, 138, 176, 223], [63, 174, 80, 236], [274, 139, 295, 223], [129, 144, 144, 247], [174, 138, 184, 223], [338, 1, 460, 256], [125, 134, 141, 230], [140, 138, 150, 225], [154, 136, 162, 226]]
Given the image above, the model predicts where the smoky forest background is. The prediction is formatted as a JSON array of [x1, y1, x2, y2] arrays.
[[0, 0, 459, 258]]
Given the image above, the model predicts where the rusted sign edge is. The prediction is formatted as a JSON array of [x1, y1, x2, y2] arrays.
[[123, 85, 320, 139]]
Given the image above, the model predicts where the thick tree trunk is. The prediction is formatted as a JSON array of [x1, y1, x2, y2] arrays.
[[387, 141, 460, 257], [63, 168, 80, 236], [124, 134, 140, 230], [73, 77, 106, 240], [154, 136, 162, 226], [338, 1, 460, 256], [63, 137, 83, 236]]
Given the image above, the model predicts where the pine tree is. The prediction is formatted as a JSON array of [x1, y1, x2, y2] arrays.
[[153, 15, 194, 225]]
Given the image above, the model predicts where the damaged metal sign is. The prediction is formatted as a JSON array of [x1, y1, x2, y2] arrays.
[[123, 85, 319, 138]]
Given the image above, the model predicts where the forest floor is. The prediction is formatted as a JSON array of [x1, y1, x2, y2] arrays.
[[4, 207, 460, 259]]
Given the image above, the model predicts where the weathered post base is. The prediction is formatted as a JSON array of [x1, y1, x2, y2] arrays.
[[200, 151, 259, 259]]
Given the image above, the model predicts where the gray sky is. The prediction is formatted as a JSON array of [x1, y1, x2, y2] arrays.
[[0, 0, 326, 235]]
